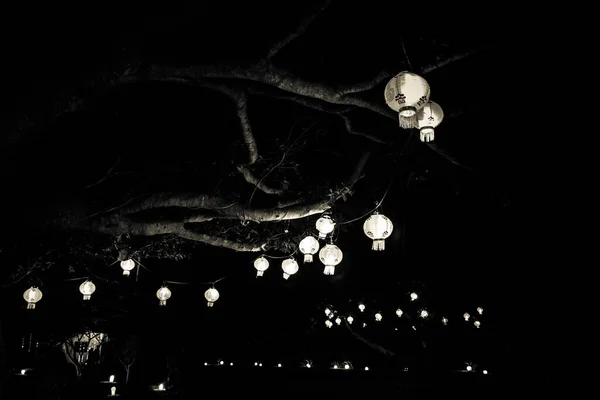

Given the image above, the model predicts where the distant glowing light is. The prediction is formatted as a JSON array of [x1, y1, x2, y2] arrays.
[[325, 308, 331, 316], [375, 313, 382, 321], [474, 320, 481, 328], [277, 363, 282, 367], [410, 292, 418, 301], [347, 316, 354, 324], [365, 366, 369, 371], [466, 366, 472, 372], [20, 369, 26, 375], [477, 307, 483, 314], [442, 317, 448, 325], [420, 309, 428, 318], [463, 313, 470, 321], [483, 370, 488, 375], [109, 375, 115, 383], [396, 308, 403, 317], [358, 303, 365, 312]]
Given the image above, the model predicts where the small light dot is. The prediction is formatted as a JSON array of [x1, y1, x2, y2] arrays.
[[306, 363, 311, 368], [259, 363, 262, 367], [254, 362, 258, 366], [230, 362, 233, 366], [483, 370, 488, 375], [344, 364, 350, 370], [20, 369, 26, 375], [219, 361, 224, 365], [365, 367, 369, 371], [277, 363, 282, 367], [333, 365, 338, 369], [466, 365, 472, 372]]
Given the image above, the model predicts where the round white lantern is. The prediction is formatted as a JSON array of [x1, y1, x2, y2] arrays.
[[325, 320, 333, 328], [410, 292, 418, 301], [319, 244, 343, 276], [420, 309, 429, 319], [299, 236, 320, 263], [205, 287, 220, 307], [23, 287, 42, 309], [442, 317, 448, 325], [156, 286, 171, 306], [416, 101, 444, 142], [464, 312, 470, 321], [384, 71, 430, 129], [347, 316, 354, 324], [363, 212, 393, 251], [375, 312, 382, 321], [477, 306, 484, 314], [79, 280, 96, 300], [253, 256, 269, 277], [358, 303, 365, 312], [120, 259, 136, 276], [474, 320, 481, 328], [315, 215, 335, 239], [281, 258, 299, 280], [396, 308, 403, 317], [335, 317, 342, 325]]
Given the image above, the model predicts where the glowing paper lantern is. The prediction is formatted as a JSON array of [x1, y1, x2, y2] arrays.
[[375, 313, 382, 321], [474, 320, 481, 328], [156, 286, 171, 306], [442, 317, 448, 325], [335, 317, 342, 325], [420, 309, 429, 318], [79, 280, 96, 300], [281, 258, 299, 280], [464, 313, 470, 321], [358, 303, 365, 312], [477, 307, 484, 314], [319, 244, 343, 275], [253, 256, 269, 277], [315, 215, 335, 239], [347, 316, 354, 324], [396, 309, 403, 317], [416, 101, 444, 142], [363, 212, 393, 251], [384, 71, 430, 128], [325, 320, 333, 328], [120, 259, 135, 276], [110, 387, 116, 396], [410, 292, 418, 301], [23, 287, 42, 309], [205, 287, 220, 307], [299, 236, 320, 263]]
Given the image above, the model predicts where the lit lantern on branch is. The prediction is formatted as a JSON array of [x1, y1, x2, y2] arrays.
[[205, 287, 220, 307], [120, 259, 136, 276], [347, 316, 354, 324], [375, 313, 382, 321], [79, 280, 96, 300], [23, 287, 42, 309], [363, 212, 393, 251], [416, 101, 444, 142], [156, 286, 171, 306], [384, 71, 430, 129], [299, 236, 320, 263], [253, 256, 269, 277], [396, 309, 403, 317], [319, 244, 343, 276], [281, 258, 299, 280], [315, 215, 335, 239]]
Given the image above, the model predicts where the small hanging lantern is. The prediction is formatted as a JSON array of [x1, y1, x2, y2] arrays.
[[477, 306, 484, 314], [396, 308, 403, 317], [347, 316, 354, 324], [420, 309, 429, 319], [79, 280, 96, 300], [120, 259, 136, 276], [335, 317, 342, 325], [156, 286, 171, 306], [110, 387, 117, 397], [375, 312, 382, 322], [324, 308, 331, 316], [23, 287, 42, 309], [299, 236, 320, 262], [416, 101, 444, 142], [319, 244, 343, 275], [325, 320, 333, 328], [442, 317, 448, 325], [253, 256, 269, 277], [363, 212, 394, 251], [281, 258, 299, 279], [474, 320, 481, 328], [205, 287, 220, 307], [384, 71, 430, 129], [358, 303, 365, 312], [410, 292, 418, 301], [315, 215, 335, 239], [463, 312, 470, 321]]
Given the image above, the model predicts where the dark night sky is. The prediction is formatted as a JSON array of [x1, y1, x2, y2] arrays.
[[0, 8, 526, 397]]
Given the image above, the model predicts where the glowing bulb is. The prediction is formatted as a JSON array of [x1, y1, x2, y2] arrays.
[[111, 386, 116, 396], [344, 364, 350, 370], [474, 321, 481, 328], [254, 362, 258, 366], [410, 292, 418, 301], [477, 307, 483, 314], [466, 366, 472, 372], [464, 313, 470, 321], [365, 366, 369, 371], [20, 369, 26, 375], [420, 309, 428, 318], [347, 316, 354, 324], [219, 360, 224, 365], [204, 362, 207, 366], [259, 363, 262, 367], [335, 317, 341, 325], [325, 320, 333, 328], [442, 317, 448, 325], [362, 323, 367, 327], [325, 308, 331, 316], [306, 363, 311, 368], [358, 303, 365, 312], [375, 313, 382, 321], [396, 308, 403, 317], [483, 370, 488, 375], [333, 365, 338, 369], [278, 363, 282, 367], [158, 383, 165, 390], [230, 362, 233, 366], [109, 375, 115, 383]]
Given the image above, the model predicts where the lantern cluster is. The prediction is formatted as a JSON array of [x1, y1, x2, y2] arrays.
[[384, 71, 445, 142]]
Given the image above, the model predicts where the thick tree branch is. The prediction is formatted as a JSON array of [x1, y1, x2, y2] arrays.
[[237, 165, 285, 195], [342, 116, 388, 145], [265, 0, 333, 61]]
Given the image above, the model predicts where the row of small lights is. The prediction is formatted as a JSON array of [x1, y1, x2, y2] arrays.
[[323, 294, 485, 329]]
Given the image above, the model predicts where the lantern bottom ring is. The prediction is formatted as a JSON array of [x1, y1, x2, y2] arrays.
[[399, 106, 416, 117]]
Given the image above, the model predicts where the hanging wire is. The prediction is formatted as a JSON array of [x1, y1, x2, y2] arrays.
[[262, 248, 298, 259], [337, 174, 396, 226], [400, 35, 413, 71]]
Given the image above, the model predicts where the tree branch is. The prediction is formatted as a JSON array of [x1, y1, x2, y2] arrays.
[[265, 0, 333, 61], [344, 321, 396, 357], [237, 165, 285, 195]]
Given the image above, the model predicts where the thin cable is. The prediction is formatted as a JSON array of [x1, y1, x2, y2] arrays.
[[262, 248, 298, 259], [400, 36, 413, 71], [337, 175, 396, 225], [163, 280, 193, 285]]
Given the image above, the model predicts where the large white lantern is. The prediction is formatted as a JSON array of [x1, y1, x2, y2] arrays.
[[253, 256, 269, 277], [205, 287, 220, 307], [416, 101, 444, 142], [281, 258, 299, 280], [384, 71, 430, 129], [319, 244, 343, 276], [120, 259, 136, 276], [363, 212, 393, 251], [156, 286, 171, 306], [79, 280, 96, 300], [23, 287, 42, 309], [315, 215, 335, 239], [299, 236, 320, 262]]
